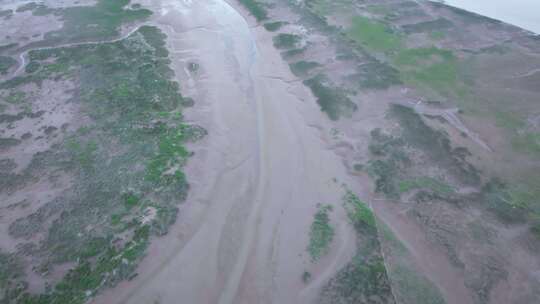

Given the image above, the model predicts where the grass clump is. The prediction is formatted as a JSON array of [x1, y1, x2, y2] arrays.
[[264, 21, 286, 32], [366, 128, 409, 198], [302, 271, 312, 283], [303, 75, 357, 120], [320, 255, 393, 304], [347, 16, 401, 53], [5, 91, 26, 104], [289, 60, 320, 77], [16, 2, 54, 16], [390, 265, 445, 304], [350, 60, 402, 89], [481, 179, 528, 223], [320, 188, 395, 304], [238, 0, 267, 22], [0, 138, 21, 150], [307, 204, 334, 261], [378, 225, 446, 304], [273, 33, 302, 49], [0, 56, 17, 74], [25, 61, 41, 73], [0, 9, 13, 18], [343, 190, 376, 230], [0, 251, 23, 291]]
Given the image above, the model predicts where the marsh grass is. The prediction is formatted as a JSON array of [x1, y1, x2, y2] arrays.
[[319, 189, 395, 303], [273, 33, 302, 49], [307, 204, 334, 261], [378, 213, 446, 304], [390, 105, 480, 186], [343, 190, 376, 230], [289, 60, 320, 77], [264, 21, 287, 32], [347, 16, 401, 53], [0, 56, 17, 74], [1, 26, 203, 304], [303, 75, 357, 120], [349, 60, 401, 89], [394, 47, 461, 97], [24, 0, 151, 48], [238, 0, 268, 22]]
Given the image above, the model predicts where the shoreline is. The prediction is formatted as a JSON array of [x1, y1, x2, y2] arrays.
[[428, 0, 540, 34]]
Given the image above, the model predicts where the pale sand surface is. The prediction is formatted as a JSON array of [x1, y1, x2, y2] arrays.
[[93, 0, 359, 303]]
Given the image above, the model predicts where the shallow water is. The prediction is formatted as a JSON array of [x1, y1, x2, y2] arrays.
[[440, 0, 540, 34]]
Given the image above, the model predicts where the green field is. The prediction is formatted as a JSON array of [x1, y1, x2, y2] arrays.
[[347, 16, 401, 53]]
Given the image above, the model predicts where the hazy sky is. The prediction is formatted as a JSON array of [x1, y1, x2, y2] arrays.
[[441, 0, 540, 33]]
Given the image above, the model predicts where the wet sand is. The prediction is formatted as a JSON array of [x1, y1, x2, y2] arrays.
[[92, 0, 358, 303]]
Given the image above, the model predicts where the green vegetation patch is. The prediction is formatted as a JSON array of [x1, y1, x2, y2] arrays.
[[318, 189, 395, 304], [1, 25, 203, 303], [27, 0, 152, 47], [0, 251, 23, 291], [273, 33, 302, 49], [289, 60, 320, 77], [349, 60, 402, 89], [0, 9, 13, 18], [303, 75, 357, 120], [394, 47, 460, 96], [379, 223, 446, 304], [347, 16, 401, 53], [0, 137, 21, 150], [25, 61, 41, 73], [263, 21, 287, 32], [0, 56, 17, 74], [238, 0, 268, 22], [366, 128, 409, 198], [390, 105, 480, 186], [307, 204, 335, 261], [16, 2, 54, 16], [5, 91, 26, 104], [343, 190, 376, 230], [319, 254, 394, 304], [305, 0, 353, 19], [481, 179, 530, 223]]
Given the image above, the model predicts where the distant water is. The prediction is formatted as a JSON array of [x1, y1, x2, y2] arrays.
[[437, 0, 540, 34]]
